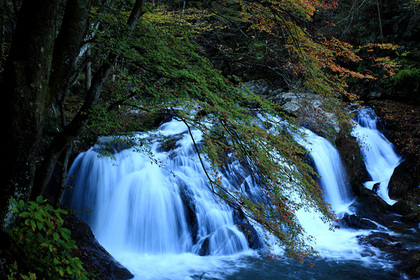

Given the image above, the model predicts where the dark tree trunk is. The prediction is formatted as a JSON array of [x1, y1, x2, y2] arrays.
[[31, 0, 146, 200], [31, 0, 91, 200], [0, 0, 59, 228], [1, 0, 146, 227], [48, 0, 91, 103]]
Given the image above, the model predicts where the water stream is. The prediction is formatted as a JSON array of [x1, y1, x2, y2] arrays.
[[351, 107, 401, 205], [63, 109, 400, 279]]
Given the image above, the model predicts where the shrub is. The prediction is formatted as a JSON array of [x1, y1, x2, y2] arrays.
[[1, 196, 92, 279]]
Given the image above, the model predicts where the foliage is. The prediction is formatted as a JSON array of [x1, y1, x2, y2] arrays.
[[387, 67, 420, 101], [1, 196, 91, 279]]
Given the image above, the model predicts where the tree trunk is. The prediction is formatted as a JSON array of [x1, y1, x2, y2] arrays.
[[48, 0, 91, 103], [31, 0, 146, 200], [0, 0, 59, 228]]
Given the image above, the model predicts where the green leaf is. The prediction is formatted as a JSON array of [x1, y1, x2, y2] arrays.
[[36, 195, 46, 204]]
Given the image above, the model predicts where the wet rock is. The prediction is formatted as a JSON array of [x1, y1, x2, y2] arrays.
[[389, 158, 420, 203], [237, 222, 262, 249], [340, 213, 378, 230], [157, 132, 186, 152], [359, 232, 401, 252], [63, 213, 134, 280], [356, 187, 391, 216], [335, 127, 370, 196], [391, 200, 420, 216], [197, 237, 210, 256], [179, 184, 199, 242], [94, 137, 135, 154], [396, 250, 420, 279], [401, 212, 420, 223]]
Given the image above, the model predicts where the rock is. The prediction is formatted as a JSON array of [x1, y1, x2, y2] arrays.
[[245, 80, 271, 95], [157, 132, 186, 152], [335, 127, 370, 196], [63, 213, 134, 280], [236, 222, 262, 249], [391, 200, 420, 216], [389, 158, 420, 202], [367, 91, 382, 100], [396, 250, 420, 279], [340, 213, 378, 230], [94, 137, 135, 154], [179, 184, 199, 242], [197, 237, 210, 256], [359, 232, 401, 251], [356, 186, 391, 215], [401, 212, 420, 223], [274, 92, 341, 138]]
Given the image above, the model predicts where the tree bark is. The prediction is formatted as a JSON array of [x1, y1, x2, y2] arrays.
[[48, 0, 91, 103], [0, 0, 59, 228]]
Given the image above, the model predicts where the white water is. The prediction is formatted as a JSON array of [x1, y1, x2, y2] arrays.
[[297, 129, 354, 215], [293, 129, 377, 260], [64, 117, 392, 279], [351, 108, 401, 205], [64, 120, 251, 279]]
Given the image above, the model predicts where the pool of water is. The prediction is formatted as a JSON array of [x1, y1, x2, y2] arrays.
[[111, 250, 399, 280]]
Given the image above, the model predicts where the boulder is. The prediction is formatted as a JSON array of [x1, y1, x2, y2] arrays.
[[63, 213, 134, 280], [236, 222, 262, 249], [340, 213, 378, 230], [274, 92, 341, 138], [389, 158, 420, 203]]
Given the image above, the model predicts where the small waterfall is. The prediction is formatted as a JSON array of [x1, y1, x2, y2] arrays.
[[351, 107, 401, 205], [292, 129, 373, 260], [298, 129, 354, 215]]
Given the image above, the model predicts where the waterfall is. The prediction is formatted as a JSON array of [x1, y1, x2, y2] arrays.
[[351, 107, 401, 205], [64, 119, 249, 256], [297, 129, 354, 215], [292, 129, 374, 260], [63, 116, 390, 279]]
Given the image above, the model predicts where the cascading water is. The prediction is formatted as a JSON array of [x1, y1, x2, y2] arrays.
[[63, 120, 251, 279], [292, 129, 379, 260], [351, 107, 401, 205], [64, 116, 397, 279], [297, 129, 354, 215]]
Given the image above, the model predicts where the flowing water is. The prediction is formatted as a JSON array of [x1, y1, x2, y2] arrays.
[[351, 107, 401, 205], [63, 111, 400, 279]]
